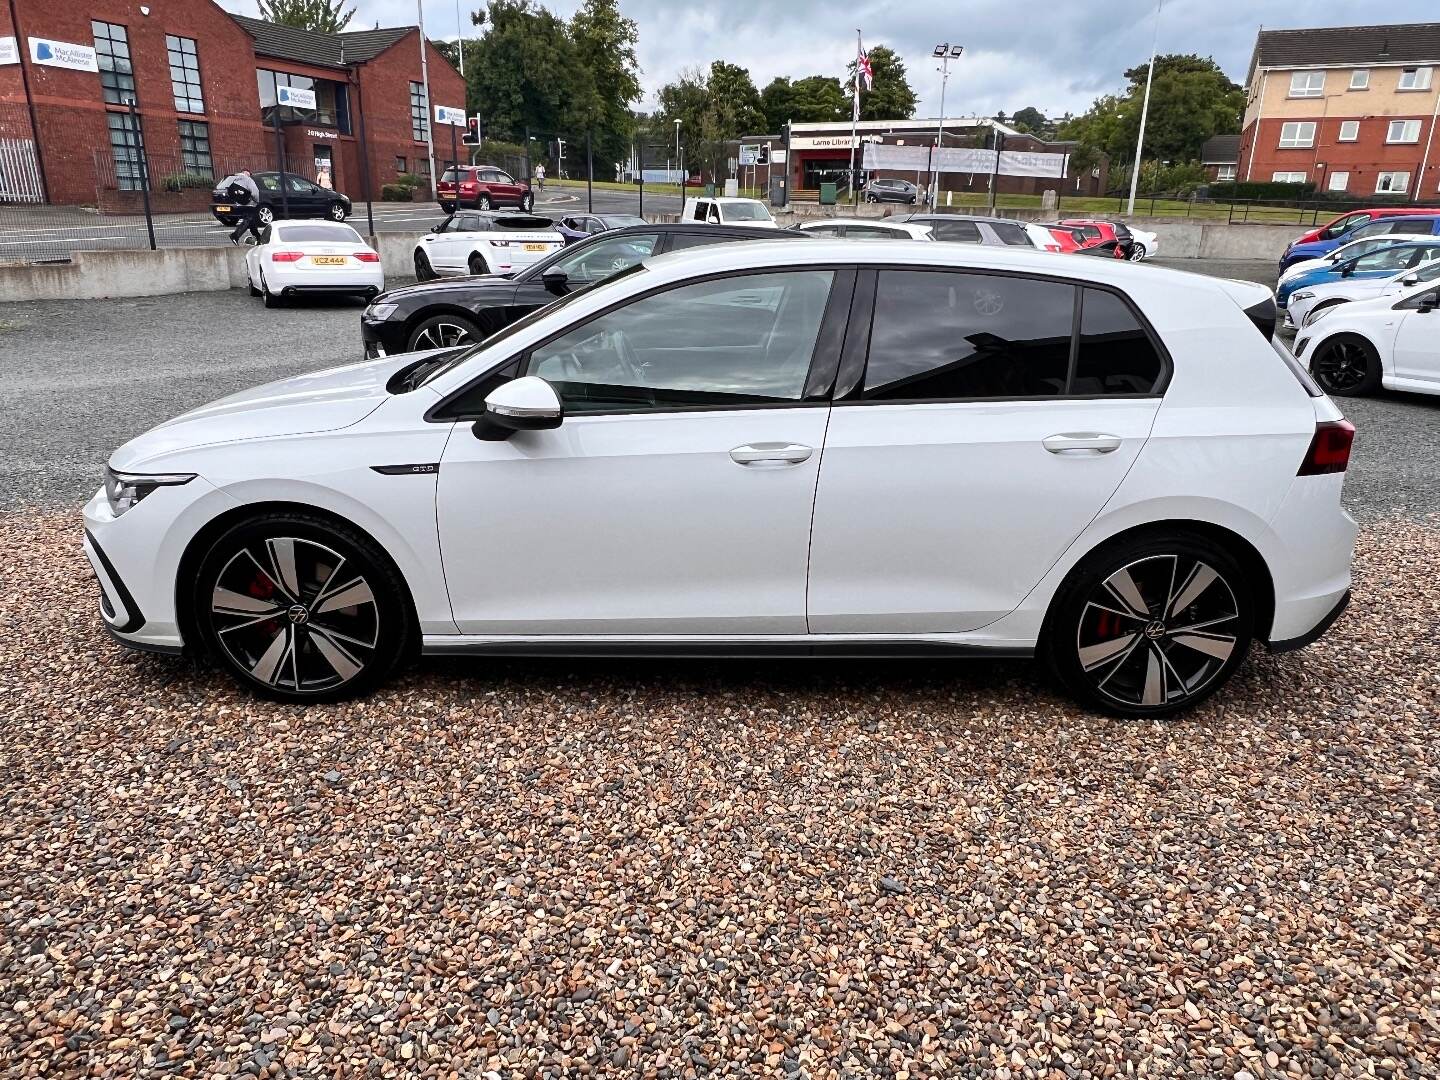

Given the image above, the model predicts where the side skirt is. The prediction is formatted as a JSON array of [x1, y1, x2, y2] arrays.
[[420, 636, 1035, 660]]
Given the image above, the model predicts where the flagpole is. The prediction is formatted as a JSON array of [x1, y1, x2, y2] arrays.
[[848, 28, 861, 205]]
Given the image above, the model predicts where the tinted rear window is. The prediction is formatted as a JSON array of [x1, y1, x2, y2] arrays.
[[990, 221, 1032, 247], [276, 224, 363, 243], [1073, 289, 1165, 394]]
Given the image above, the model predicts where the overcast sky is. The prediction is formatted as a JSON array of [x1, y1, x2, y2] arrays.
[[217, 1, 1439, 118]]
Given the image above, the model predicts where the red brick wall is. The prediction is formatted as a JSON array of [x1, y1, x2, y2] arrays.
[[355, 32, 465, 197], [1240, 115, 1440, 198]]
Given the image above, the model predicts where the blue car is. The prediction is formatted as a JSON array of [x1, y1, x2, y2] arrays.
[[1279, 215, 1440, 271], [1277, 238, 1440, 316], [554, 212, 649, 245]]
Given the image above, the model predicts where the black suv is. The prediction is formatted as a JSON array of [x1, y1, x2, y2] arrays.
[[211, 172, 352, 227], [362, 222, 809, 357]]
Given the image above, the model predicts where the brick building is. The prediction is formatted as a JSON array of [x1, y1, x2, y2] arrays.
[[1237, 23, 1440, 198], [0, 0, 464, 207], [1200, 134, 1239, 182]]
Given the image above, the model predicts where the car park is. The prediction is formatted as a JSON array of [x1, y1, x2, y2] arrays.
[[862, 178, 919, 204], [1277, 239, 1440, 322], [437, 165, 535, 212], [367, 222, 808, 356], [1279, 215, 1440, 271], [87, 240, 1355, 718], [1288, 257, 1440, 330], [1289, 206, 1440, 248], [413, 211, 564, 279], [796, 218, 934, 240], [681, 197, 779, 228], [244, 221, 383, 308], [1293, 277, 1440, 398], [555, 213, 649, 244], [211, 172, 352, 227], [893, 214, 1035, 247]]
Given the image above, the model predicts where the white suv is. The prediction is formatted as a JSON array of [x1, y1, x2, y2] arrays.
[[86, 242, 1356, 716], [414, 210, 563, 278], [681, 197, 778, 228]]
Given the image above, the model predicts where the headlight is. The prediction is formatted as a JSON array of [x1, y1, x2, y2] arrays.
[[1291, 290, 1314, 302], [1303, 305, 1337, 327], [105, 469, 194, 517], [366, 302, 398, 321]]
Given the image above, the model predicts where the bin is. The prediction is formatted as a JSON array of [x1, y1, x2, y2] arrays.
[[819, 182, 837, 205]]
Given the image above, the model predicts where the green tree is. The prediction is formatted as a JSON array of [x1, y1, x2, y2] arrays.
[[846, 45, 916, 120], [789, 75, 847, 122], [707, 61, 764, 136], [467, 1, 589, 142], [569, 0, 642, 174], [656, 61, 763, 177], [759, 77, 795, 133], [256, 0, 354, 32], [1010, 105, 1048, 135]]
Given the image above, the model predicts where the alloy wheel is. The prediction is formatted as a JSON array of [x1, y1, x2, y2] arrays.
[[209, 537, 378, 694], [1075, 554, 1240, 710], [329, 202, 347, 221], [412, 320, 475, 350], [1128, 243, 1146, 262], [256, 205, 274, 225], [1312, 339, 1371, 393]]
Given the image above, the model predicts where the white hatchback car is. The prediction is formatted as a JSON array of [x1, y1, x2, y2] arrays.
[[1292, 276, 1440, 397], [1288, 257, 1440, 330], [797, 219, 933, 240], [86, 242, 1356, 716], [414, 210, 564, 279], [244, 221, 383, 307]]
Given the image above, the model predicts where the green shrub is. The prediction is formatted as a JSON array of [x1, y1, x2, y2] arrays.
[[395, 172, 428, 190], [1206, 180, 1317, 200], [380, 183, 414, 201], [161, 171, 214, 192]]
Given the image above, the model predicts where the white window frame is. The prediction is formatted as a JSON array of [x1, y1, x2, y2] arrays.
[[1349, 69, 1369, 90], [1216, 164, 1236, 181], [1338, 120, 1360, 142], [1272, 171, 1307, 183], [1278, 121, 1316, 148], [1327, 171, 1349, 192], [1288, 71, 1325, 98], [1376, 171, 1410, 194], [1397, 67, 1433, 91], [1386, 119, 1421, 144]]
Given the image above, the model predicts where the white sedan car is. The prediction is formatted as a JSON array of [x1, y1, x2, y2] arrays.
[[796, 218, 933, 240], [414, 211, 564, 279], [1126, 227, 1159, 261], [86, 241, 1356, 717], [1288, 257, 1440, 330], [244, 221, 383, 308], [1292, 276, 1440, 398]]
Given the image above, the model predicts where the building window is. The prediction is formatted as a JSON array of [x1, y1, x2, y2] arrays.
[[92, 21, 135, 105], [166, 35, 204, 114], [1338, 120, 1359, 142], [1398, 67, 1433, 91], [1349, 69, 1369, 90], [1327, 171, 1349, 192], [256, 69, 347, 131], [1288, 71, 1324, 98], [106, 111, 145, 191], [410, 81, 429, 141], [1278, 121, 1316, 148], [177, 120, 212, 179], [1216, 164, 1236, 181], [395, 156, 408, 173], [1376, 171, 1409, 194], [1271, 171, 1307, 183], [1387, 120, 1422, 144]]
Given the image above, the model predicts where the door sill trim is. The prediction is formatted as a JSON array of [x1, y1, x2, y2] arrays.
[[421, 635, 1034, 659]]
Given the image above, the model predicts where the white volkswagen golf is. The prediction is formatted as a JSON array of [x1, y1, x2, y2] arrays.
[[85, 242, 1357, 717]]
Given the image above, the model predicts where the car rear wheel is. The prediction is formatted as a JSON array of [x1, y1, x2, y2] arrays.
[[414, 249, 436, 281], [478, 193, 492, 210], [328, 202, 348, 222], [1042, 533, 1254, 718], [256, 204, 275, 225], [192, 513, 412, 703], [520, 193, 534, 212], [260, 270, 282, 308], [1127, 242, 1147, 261], [468, 253, 489, 276], [406, 313, 481, 352], [1311, 334, 1382, 397]]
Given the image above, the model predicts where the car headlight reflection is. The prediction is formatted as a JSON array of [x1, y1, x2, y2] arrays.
[[1303, 305, 1338, 328], [105, 469, 195, 517]]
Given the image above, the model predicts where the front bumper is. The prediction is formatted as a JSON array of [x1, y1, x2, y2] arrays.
[[361, 316, 409, 359]]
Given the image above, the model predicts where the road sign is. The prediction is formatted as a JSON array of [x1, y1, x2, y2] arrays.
[[738, 143, 760, 166], [435, 105, 466, 126], [276, 84, 316, 109]]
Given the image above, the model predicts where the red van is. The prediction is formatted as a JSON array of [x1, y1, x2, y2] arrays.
[[1295, 207, 1440, 246], [437, 166, 534, 213]]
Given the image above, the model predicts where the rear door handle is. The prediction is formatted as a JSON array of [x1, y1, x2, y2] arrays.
[[1042, 433, 1123, 455], [730, 443, 813, 467]]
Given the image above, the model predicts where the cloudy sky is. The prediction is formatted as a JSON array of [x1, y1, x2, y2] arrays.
[[217, 0, 1439, 117]]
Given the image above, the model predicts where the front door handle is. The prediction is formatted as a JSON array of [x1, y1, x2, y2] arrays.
[[1042, 433, 1123, 455], [730, 443, 813, 467]]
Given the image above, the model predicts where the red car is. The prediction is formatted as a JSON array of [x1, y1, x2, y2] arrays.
[[438, 165, 534, 213], [1293, 206, 1440, 246], [1060, 219, 1129, 258], [1038, 225, 1086, 253]]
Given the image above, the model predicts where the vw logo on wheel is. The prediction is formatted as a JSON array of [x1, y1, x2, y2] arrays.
[[286, 604, 310, 625]]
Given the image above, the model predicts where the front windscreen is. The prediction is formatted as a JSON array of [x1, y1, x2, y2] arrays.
[[720, 202, 772, 221]]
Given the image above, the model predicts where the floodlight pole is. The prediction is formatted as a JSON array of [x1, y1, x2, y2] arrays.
[[929, 44, 960, 212], [1126, 0, 1163, 217]]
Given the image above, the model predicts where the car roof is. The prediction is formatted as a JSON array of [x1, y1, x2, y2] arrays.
[[587, 222, 806, 239], [896, 214, 1019, 226], [801, 218, 921, 227], [688, 196, 768, 204]]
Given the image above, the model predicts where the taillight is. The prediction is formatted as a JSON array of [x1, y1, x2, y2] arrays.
[[271, 251, 304, 262], [491, 240, 510, 247], [354, 251, 379, 263], [1298, 419, 1355, 475]]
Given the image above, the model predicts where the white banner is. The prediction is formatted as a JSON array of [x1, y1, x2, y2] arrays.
[[0, 36, 19, 66], [792, 134, 883, 150], [276, 84, 316, 109], [435, 105, 465, 126], [863, 142, 1067, 178], [28, 37, 98, 72]]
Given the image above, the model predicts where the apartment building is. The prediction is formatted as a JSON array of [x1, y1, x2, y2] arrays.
[[1238, 22, 1440, 198]]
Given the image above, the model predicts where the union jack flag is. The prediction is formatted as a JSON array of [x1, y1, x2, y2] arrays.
[[857, 44, 873, 92]]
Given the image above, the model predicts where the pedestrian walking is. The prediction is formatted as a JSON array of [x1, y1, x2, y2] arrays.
[[534, 163, 546, 192], [218, 169, 263, 245]]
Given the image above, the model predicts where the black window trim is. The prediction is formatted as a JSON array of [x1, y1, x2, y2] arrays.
[[425, 264, 858, 422], [833, 263, 1173, 406]]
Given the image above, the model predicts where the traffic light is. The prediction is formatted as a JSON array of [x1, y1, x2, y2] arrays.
[[462, 116, 481, 146], [755, 145, 769, 165]]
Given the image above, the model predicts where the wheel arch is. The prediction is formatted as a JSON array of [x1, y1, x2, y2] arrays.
[[401, 304, 482, 344], [174, 500, 421, 657], [1307, 326, 1387, 375]]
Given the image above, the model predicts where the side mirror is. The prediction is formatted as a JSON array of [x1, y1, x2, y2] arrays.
[[1401, 275, 1420, 286], [1418, 298, 1437, 313], [431, 223, 444, 233], [473, 376, 563, 440], [541, 269, 570, 295]]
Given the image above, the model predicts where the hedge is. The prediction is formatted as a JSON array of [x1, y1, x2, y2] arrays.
[[380, 183, 415, 202], [1206, 180, 1317, 200]]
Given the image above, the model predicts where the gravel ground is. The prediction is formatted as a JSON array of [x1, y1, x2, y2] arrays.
[[2, 510, 1437, 1078]]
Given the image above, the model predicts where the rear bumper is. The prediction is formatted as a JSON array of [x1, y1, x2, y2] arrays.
[[1268, 589, 1350, 653], [278, 283, 383, 297]]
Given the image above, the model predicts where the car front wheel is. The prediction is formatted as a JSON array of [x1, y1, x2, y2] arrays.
[[406, 313, 480, 352], [1043, 533, 1254, 718], [1311, 334, 1382, 397], [192, 513, 412, 702]]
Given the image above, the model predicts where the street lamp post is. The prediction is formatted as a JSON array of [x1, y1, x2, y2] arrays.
[[929, 43, 963, 212], [1126, 0, 1163, 217], [674, 119, 682, 198]]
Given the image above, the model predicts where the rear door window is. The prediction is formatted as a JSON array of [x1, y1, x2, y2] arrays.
[[929, 219, 982, 243], [989, 221, 1032, 247], [1072, 289, 1165, 395]]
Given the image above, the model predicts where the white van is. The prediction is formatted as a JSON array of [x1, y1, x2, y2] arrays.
[[681, 196, 778, 229]]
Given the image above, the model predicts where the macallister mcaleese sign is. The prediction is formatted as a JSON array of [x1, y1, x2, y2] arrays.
[[0, 36, 20, 66], [28, 37, 98, 72]]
